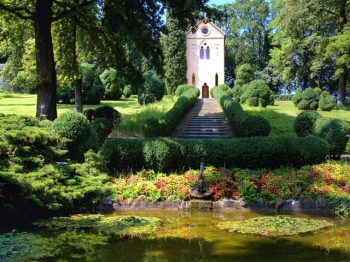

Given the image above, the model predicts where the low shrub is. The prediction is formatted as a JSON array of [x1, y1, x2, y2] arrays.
[[211, 87, 270, 137], [49, 111, 98, 161], [292, 88, 302, 107], [91, 118, 113, 146], [123, 85, 133, 99], [294, 111, 321, 137], [99, 136, 329, 173], [93, 105, 121, 125], [142, 87, 199, 137], [319, 91, 336, 111], [175, 84, 193, 96]]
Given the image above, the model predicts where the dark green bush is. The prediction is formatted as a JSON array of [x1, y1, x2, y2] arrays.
[[123, 85, 133, 99], [142, 87, 199, 137], [175, 84, 193, 96], [83, 109, 95, 122], [93, 105, 121, 125], [292, 88, 302, 107], [312, 118, 347, 158], [81, 63, 105, 104], [100, 136, 329, 172], [244, 79, 272, 108], [234, 64, 254, 86], [302, 87, 317, 101], [91, 118, 113, 146], [211, 87, 270, 137], [232, 84, 246, 102], [297, 100, 309, 110], [310, 100, 319, 110], [294, 111, 321, 137], [314, 87, 322, 97], [49, 111, 98, 161], [57, 84, 74, 104], [138, 70, 165, 105], [319, 91, 335, 111], [100, 68, 124, 100]]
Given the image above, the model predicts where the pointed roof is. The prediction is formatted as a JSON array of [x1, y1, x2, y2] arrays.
[[186, 18, 225, 37]]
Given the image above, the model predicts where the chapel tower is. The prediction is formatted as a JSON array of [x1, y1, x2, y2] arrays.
[[186, 18, 225, 98]]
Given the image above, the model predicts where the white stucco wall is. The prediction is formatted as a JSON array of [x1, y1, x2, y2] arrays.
[[186, 21, 225, 98]]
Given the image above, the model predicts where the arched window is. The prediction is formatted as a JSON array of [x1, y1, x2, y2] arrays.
[[192, 73, 195, 86], [200, 47, 204, 59], [206, 46, 210, 59], [215, 73, 218, 86]]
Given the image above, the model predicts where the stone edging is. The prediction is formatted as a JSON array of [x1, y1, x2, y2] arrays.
[[101, 196, 333, 213]]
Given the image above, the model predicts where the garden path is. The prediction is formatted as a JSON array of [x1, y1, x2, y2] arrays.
[[171, 98, 234, 139]]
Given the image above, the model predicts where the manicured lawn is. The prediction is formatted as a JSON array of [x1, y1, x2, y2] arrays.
[[0, 92, 142, 116], [1, 91, 349, 139]]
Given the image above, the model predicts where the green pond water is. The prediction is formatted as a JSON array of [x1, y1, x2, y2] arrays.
[[1, 209, 350, 262]]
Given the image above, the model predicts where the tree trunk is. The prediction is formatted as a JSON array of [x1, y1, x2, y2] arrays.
[[337, 0, 347, 105], [34, 0, 57, 120], [72, 0, 83, 113]]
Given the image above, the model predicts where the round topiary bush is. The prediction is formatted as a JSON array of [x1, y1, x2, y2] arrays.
[[83, 109, 95, 122], [175, 84, 193, 96], [297, 100, 309, 110], [312, 118, 347, 158], [49, 111, 98, 160], [294, 110, 321, 137], [248, 97, 259, 107], [319, 91, 335, 111], [91, 117, 113, 146], [292, 88, 302, 107], [138, 70, 165, 105], [234, 63, 254, 86], [244, 80, 271, 108], [240, 115, 270, 137], [123, 85, 133, 99], [93, 105, 121, 125], [310, 100, 319, 110], [100, 68, 124, 100]]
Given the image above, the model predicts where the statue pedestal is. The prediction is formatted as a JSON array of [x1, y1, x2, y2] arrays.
[[189, 200, 213, 211]]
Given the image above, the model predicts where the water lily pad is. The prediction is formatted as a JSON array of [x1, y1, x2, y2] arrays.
[[0, 232, 59, 261], [32, 214, 163, 238], [216, 216, 333, 236]]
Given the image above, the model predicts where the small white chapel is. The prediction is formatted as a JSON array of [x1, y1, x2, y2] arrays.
[[186, 18, 225, 98]]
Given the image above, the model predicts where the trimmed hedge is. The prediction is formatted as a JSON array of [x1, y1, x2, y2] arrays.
[[142, 87, 200, 137], [99, 136, 329, 173], [211, 86, 270, 137]]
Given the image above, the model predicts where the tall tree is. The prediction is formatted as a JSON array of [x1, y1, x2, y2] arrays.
[[0, 0, 209, 120], [161, 13, 187, 95]]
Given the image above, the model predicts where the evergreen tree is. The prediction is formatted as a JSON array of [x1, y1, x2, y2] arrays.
[[161, 13, 188, 95]]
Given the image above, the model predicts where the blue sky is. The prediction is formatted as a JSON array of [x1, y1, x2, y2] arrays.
[[207, 0, 233, 6]]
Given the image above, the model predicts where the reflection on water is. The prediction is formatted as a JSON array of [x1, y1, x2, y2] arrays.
[[2, 210, 350, 262]]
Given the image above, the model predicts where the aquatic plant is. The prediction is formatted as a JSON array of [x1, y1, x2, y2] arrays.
[[32, 214, 162, 237], [216, 216, 333, 236], [0, 231, 59, 261]]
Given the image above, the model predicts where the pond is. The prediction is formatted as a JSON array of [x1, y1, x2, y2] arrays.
[[1, 209, 350, 262]]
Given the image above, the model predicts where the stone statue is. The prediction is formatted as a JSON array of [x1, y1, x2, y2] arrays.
[[189, 162, 214, 199]]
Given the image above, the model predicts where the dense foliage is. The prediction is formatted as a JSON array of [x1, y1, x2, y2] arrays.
[[49, 111, 98, 161], [240, 79, 274, 107], [211, 86, 270, 137], [100, 68, 124, 100], [142, 87, 199, 137], [0, 114, 113, 220], [138, 70, 165, 105], [100, 136, 329, 173]]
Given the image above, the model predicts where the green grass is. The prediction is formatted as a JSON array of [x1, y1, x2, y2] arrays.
[[1, 91, 350, 140], [243, 101, 350, 136]]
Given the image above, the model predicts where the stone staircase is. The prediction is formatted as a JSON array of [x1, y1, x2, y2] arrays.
[[171, 98, 234, 139]]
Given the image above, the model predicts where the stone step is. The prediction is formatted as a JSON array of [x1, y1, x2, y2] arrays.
[[171, 98, 234, 139]]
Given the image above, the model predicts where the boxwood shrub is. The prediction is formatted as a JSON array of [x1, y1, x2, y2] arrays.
[[211, 87, 270, 137], [142, 87, 199, 137], [99, 136, 329, 173]]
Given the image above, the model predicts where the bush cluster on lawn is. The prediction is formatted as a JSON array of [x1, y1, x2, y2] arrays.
[[111, 162, 350, 204], [100, 136, 329, 173], [211, 86, 271, 137], [294, 110, 350, 158], [239, 79, 274, 108], [142, 86, 199, 137], [292, 87, 335, 111]]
